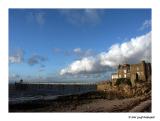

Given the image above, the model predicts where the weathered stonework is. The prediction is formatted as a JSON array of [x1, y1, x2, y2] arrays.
[[112, 61, 151, 86], [96, 81, 112, 91]]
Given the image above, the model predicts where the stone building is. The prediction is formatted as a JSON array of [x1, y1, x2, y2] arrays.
[[112, 60, 151, 86]]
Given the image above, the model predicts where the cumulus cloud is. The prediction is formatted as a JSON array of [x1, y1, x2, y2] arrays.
[[60, 57, 95, 75], [9, 49, 24, 64], [139, 19, 151, 31], [28, 54, 47, 66], [60, 32, 151, 75], [99, 32, 151, 66], [60, 9, 104, 25]]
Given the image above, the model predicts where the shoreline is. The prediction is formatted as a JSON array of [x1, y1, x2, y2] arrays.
[[9, 91, 151, 112]]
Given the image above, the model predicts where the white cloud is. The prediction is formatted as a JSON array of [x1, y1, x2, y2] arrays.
[[60, 32, 151, 75], [99, 32, 151, 66], [9, 49, 24, 64], [139, 19, 151, 31], [60, 57, 96, 75], [73, 48, 81, 53]]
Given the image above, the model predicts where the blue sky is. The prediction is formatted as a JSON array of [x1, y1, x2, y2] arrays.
[[9, 9, 151, 83]]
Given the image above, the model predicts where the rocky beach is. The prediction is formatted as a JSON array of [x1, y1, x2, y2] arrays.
[[9, 89, 151, 112]]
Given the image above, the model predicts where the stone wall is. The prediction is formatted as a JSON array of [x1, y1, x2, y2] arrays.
[[97, 82, 111, 91], [112, 61, 151, 86]]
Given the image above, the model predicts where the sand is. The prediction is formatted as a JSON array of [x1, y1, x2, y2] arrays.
[[58, 96, 151, 112]]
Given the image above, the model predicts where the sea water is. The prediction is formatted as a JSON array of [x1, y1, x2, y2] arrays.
[[9, 83, 97, 104]]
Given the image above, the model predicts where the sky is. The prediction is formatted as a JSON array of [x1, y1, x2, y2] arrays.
[[9, 9, 151, 83]]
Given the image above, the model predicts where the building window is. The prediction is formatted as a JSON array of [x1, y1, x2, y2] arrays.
[[124, 74, 126, 78], [137, 67, 139, 71], [112, 74, 118, 79], [124, 70, 127, 73]]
